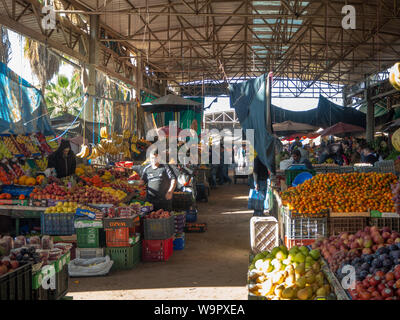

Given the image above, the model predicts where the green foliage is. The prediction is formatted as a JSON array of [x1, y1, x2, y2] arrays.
[[45, 72, 83, 117]]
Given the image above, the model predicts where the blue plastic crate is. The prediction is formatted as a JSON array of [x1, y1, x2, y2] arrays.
[[1, 185, 35, 197], [41, 213, 76, 235], [173, 234, 185, 250], [185, 209, 197, 223]]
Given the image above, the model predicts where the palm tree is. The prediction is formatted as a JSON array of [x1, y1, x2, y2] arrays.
[[45, 71, 83, 117], [0, 27, 11, 64], [24, 38, 60, 94]]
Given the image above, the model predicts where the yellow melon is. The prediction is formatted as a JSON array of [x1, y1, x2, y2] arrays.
[[18, 176, 28, 185], [26, 177, 36, 186]]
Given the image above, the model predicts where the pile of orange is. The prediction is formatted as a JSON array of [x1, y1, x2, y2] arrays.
[[281, 172, 398, 214]]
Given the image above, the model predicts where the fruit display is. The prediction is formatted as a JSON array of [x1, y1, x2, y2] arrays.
[[109, 180, 137, 194], [34, 133, 53, 154], [281, 172, 397, 215], [11, 163, 25, 178], [348, 265, 400, 300], [0, 140, 12, 159], [45, 201, 78, 213], [145, 209, 171, 219], [315, 226, 400, 273], [2, 136, 21, 155], [64, 185, 120, 205], [31, 183, 67, 200], [15, 135, 40, 155], [0, 166, 14, 184], [100, 187, 127, 201], [35, 158, 48, 171], [391, 182, 400, 215], [248, 245, 333, 300]]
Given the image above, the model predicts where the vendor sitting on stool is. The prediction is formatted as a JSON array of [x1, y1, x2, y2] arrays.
[[47, 139, 76, 178], [139, 150, 177, 211]]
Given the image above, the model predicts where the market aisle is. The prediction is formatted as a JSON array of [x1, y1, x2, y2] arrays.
[[68, 183, 252, 300]]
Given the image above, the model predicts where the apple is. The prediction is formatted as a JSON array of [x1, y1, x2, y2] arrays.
[[377, 283, 387, 292], [387, 238, 394, 244], [387, 280, 395, 288]]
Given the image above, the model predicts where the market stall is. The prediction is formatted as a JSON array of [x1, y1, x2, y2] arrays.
[[248, 168, 400, 300]]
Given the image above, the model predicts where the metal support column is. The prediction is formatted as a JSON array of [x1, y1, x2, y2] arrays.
[[366, 87, 375, 143], [85, 15, 99, 121], [266, 72, 276, 175]]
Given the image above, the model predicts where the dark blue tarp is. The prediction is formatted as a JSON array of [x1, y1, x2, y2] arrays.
[[229, 74, 276, 174], [0, 62, 53, 135], [271, 96, 366, 128]]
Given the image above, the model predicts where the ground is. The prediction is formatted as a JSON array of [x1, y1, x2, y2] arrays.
[[68, 182, 252, 300]]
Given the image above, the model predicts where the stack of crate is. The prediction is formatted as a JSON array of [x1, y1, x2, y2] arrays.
[[142, 215, 175, 262]]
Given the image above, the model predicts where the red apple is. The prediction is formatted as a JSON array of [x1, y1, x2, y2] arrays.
[[377, 283, 387, 292], [369, 275, 381, 287], [387, 280, 395, 288], [381, 287, 394, 298]]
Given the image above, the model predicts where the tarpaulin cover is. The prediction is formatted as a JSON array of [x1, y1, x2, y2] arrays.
[[229, 74, 276, 174], [0, 61, 53, 135], [271, 96, 367, 128]]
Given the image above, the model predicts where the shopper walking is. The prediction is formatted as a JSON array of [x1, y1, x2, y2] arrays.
[[252, 155, 269, 217]]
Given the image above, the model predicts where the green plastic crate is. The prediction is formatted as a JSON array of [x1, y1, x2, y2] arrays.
[[76, 228, 100, 248], [105, 241, 141, 270], [285, 169, 316, 187]]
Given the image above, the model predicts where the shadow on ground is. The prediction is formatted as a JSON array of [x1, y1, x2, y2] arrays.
[[69, 183, 252, 294]]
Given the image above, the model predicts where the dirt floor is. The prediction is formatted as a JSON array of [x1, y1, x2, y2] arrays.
[[68, 182, 252, 300]]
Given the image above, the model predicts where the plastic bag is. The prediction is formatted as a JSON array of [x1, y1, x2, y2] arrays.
[[248, 189, 268, 211], [41, 236, 53, 250], [14, 236, 26, 249], [53, 243, 72, 254], [68, 256, 114, 277], [28, 236, 41, 245], [0, 236, 13, 256]]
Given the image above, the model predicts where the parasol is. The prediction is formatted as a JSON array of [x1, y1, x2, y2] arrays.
[[141, 94, 202, 113], [318, 122, 365, 137]]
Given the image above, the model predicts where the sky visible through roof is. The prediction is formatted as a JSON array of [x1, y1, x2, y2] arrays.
[[7, 29, 341, 114]]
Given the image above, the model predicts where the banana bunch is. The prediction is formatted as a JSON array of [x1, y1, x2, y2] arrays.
[[123, 142, 131, 158], [131, 142, 140, 154], [77, 144, 90, 158], [87, 146, 100, 160], [123, 130, 131, 139], [100, 127, 109, 139], [99, 139, 119, 155], [111, 132, 123, 145]]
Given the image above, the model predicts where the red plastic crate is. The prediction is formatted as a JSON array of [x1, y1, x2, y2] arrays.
[[106, 227, 130, 247], [142, 237, 173, 262], [284, 236, 315, 249]]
